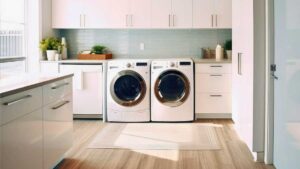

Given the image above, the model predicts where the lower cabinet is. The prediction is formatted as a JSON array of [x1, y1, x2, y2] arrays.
[[2, 109, 43, 169], [195, 63, 232, 119], [43, 95, 73, 169]]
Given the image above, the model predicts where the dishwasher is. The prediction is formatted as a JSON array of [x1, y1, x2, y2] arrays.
[[60, 62, 103, 119]]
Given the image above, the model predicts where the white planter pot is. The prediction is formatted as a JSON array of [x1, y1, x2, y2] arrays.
[[46, 50, 57, 61], [226, 50, 232, 60]]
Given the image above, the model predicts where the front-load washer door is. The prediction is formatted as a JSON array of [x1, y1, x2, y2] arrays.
[[154, 70, 190, 107], [111, 70, 146, 107]]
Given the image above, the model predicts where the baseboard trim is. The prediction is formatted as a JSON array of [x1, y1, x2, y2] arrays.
[[73, 114, 103, 119], [196, 113, 232, 119]]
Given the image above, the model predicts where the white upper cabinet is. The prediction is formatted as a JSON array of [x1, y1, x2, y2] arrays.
[[215, 0, 232, 28], [52, 0, 83, 28], [193, 0, 215, 28], [172, 0, 193, 28], [193, 0, 232, 28], [84, 0, 113, 28], [151, 0, 172, 28], [151, 0, 192, 28], [110, 0, 129, 28], [129, 0, 151, 28], [52, 0, 231, 29]]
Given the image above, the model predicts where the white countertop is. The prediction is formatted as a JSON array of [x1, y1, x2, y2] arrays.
[[0, 73, 73, 98], [193, 58, 232, 64], [40, 58, 232, 64]]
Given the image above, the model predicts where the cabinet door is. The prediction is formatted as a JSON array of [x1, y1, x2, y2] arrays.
[[215, 0, 232, 28], [84, 0, 112, 28], [60, 65, 103, 115], [151, 0, 172, 28], [43, 96, 73, 169], [172, 0, 193, 28], [110, 0, 129, 28], [129, 0, 151, 28], [52, 0, 83, 28], [193, 0, 215, 28], [2, 110, 43, 169]]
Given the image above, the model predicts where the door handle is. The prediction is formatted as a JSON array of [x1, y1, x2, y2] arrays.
[[215, 14, 218, 27], [238, 53, 242, 75], [271, 73, 278, 80]]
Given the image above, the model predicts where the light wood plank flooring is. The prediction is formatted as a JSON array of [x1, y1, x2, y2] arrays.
[[56, 120, 275, 169]]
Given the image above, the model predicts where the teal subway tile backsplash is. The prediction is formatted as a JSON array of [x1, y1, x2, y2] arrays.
[[58, 29, 231, 59]]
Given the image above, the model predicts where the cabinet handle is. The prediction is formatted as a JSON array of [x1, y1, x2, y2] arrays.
[[131, 15, 133, 27], [80, 14, 82, 27], [210, 74, 222, 77], [173, 15, 175, 27], [210, 65, 223, 68], [215, 14, 218, 27], [238, 53, 242, 75], [84, 14, 86, 27], [51, 82, 69, 90], [211, 15, 214, 27], [126, 15, 128, 27], [3, 95, 32, 106], [169, 14, 171, 27], [210, 95, 222, 97], [52, 100, 70, 110]]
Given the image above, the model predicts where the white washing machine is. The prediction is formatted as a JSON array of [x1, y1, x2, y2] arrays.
[[151, 58, 194, 122], [107, 59, 150, 122]]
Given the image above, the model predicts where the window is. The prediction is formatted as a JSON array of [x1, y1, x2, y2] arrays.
[[0, 0, 26, 76]]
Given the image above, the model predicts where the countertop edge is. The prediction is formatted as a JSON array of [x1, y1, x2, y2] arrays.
[[0, 74, 74, 98]]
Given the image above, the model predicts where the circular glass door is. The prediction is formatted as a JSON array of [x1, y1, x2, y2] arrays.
[[154, 70, 190, 107], [111, 70, 146, 106]]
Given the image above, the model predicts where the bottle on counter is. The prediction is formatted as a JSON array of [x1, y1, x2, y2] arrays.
[[61, 37, 68, 60], [215, 44, 224, 61]]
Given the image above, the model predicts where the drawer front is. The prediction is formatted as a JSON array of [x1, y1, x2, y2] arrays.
[[196, 93, 232, 113], [196, 64, 232, 74], [0, 87, 43, 125], [43, 78, 72, 105], [43, 95, 73, 169], [195, 74, 232, 93]]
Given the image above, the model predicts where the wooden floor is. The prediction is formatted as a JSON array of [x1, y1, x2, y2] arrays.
[[56, 120, 275, 169]]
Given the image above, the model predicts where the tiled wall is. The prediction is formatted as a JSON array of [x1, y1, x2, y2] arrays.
[[58, 29, 232, 59]]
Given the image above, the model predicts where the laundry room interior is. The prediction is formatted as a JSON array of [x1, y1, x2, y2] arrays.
[[0, 0, 299, 169]]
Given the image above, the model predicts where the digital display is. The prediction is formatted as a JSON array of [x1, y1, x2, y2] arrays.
[[136, 62, 147, 66], [180, 62, 191, 66]]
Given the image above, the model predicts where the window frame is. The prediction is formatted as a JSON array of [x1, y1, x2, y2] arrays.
[[0, 0, 28, 72]]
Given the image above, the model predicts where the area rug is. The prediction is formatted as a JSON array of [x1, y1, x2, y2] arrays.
[[88, 123, 221, 150]]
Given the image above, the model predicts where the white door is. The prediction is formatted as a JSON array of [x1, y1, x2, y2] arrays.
[[110, 0, 129, 28], [84, 0, 112, 28], [273, 0, 300, 168], [129, 0, 151, 28], [151, 0, 172, 28], [52, 0, 83, 28], [172, 0, 193, 28], [193, 0, 215, 28], [215, 0, 232, 28]]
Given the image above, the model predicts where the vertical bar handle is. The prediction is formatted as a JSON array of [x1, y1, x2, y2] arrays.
[[238, 53, 242, 75], [211, 15, 214, 27], [215, 15, 218, 27]]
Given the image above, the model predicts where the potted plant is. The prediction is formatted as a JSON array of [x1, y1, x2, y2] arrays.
[[39, 37, 63, 61], [91, 45, 106, 54], [224, 40, 232, 59]]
